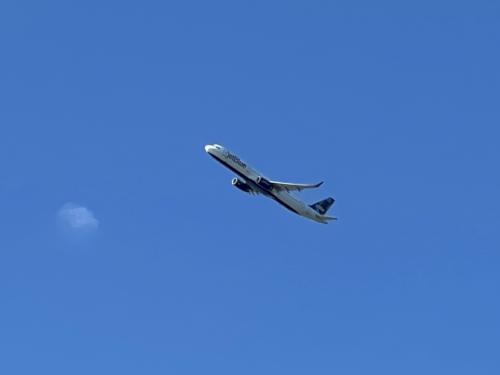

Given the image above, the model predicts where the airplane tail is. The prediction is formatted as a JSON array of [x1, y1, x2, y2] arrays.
[[310, 197, 335, 215]]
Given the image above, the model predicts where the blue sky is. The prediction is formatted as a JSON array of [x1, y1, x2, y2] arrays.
[[1, 1, 499, 374]]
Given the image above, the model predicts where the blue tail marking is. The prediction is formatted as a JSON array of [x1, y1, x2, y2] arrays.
[[310, 197, 335, 215]]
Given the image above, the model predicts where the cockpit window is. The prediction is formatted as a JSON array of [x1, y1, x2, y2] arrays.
[[214, 144, 222, 149]]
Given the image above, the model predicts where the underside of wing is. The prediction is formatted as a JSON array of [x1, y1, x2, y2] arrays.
[[269, 180, 324, 192]]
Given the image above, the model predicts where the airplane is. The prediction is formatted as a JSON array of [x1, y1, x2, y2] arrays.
[[205, 144, 337, 224]]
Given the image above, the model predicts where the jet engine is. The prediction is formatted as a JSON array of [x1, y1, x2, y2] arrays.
[[256, 176, 273, 190], [232, 178, 252, 193]]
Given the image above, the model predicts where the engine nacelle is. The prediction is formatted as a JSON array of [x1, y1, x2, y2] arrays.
[[256, 176, 273, 190], [232, 178, 252, 193]]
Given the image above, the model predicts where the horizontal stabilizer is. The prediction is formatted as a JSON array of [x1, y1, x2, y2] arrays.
[[322, 215, 337, 221]]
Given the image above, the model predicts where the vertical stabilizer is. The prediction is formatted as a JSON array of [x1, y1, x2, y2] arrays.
[[310, 197, 335, 215]]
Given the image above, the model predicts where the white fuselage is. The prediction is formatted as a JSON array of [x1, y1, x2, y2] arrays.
[[205, 144, 328, 223]]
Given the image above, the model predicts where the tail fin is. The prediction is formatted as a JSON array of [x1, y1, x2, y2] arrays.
[[310, 197, 335, 215]]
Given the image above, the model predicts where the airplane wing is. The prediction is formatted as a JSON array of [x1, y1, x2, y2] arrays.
[[269, 180, 324, 192]]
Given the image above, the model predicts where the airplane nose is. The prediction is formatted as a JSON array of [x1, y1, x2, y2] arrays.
[[204, 144, 212, 153]]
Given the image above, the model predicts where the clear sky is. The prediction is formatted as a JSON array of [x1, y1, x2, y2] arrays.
[[1, 1, 499, 374]]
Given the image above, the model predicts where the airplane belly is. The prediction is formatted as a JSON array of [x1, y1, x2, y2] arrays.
[[273, 192, 303, 213]]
